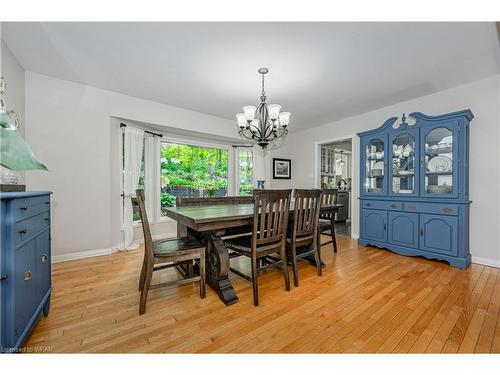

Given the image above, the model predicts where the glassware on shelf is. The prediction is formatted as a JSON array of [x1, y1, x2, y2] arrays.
[[425, 127, 453, 194], [392, 133, 415, 194], [365, 139, 385, 193]]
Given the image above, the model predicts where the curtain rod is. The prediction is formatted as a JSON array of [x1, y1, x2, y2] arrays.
[[120, 123, 163, 138]]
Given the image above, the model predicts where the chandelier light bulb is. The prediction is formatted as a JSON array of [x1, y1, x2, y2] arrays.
[[279, 112, 290, 127], [268, 104, 281, 120], [236, 113, 246, 128], [243, 106, 256, 121]]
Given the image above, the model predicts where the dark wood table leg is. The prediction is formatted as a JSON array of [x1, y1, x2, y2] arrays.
[[206, 231, 239, 305], [331, 217, 338, 253]]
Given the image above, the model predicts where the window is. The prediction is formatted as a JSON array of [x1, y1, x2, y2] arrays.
[[120, 129, 255, 226], [238, 150, 253, 196], [160, 141, 229, 215]]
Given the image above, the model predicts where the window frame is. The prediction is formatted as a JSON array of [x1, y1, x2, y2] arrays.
[[235, 148, 254, 196]]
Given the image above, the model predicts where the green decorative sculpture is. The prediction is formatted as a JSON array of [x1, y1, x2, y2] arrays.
[[0, 76, 47, 171]]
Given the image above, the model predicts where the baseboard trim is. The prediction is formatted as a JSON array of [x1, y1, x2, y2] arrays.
[[471, 256, 500, 269], [52, 247, 119, 263], [51, 234, 175, 263]]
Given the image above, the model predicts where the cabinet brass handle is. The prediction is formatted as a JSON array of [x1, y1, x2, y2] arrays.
[[19, 229, 27, 235], [20, 206, 28, 211], [407, 205, 416, 210], [41, 254, 48, 263], [442, 207, 452, 213], [24, 270, 32, 281]]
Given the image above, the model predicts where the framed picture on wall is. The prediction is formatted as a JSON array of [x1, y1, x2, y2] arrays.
[[273, 158, 291, 179]]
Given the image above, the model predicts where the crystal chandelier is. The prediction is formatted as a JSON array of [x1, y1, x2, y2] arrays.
[[236, 68, 290, 149]]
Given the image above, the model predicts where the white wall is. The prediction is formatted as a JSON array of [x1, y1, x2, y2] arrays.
[[24, 72, 248, 260], [270, 75, 500, 267]]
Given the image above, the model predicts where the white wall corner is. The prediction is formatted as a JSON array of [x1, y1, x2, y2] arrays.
[[471, 256, 500, 269]]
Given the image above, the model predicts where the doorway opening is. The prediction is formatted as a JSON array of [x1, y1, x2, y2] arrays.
[[319, 139, 352, 236]]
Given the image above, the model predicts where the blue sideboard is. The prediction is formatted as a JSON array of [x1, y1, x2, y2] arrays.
[[1, 191, 52, 353], [357, 110, 473, 269]]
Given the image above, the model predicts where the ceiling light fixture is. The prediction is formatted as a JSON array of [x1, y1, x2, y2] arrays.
[[236, 68, 290, 149]]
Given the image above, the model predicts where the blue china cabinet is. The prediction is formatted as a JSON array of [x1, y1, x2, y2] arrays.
[[1, 191, 52, 353], [358, 110, 473, 269]]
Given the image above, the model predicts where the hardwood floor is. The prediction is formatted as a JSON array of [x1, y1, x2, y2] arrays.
[[24, 236, 500, 353]]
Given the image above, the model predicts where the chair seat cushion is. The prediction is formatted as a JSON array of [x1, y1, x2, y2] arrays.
[[286, 233, 315, 246], [153, 237, 204, 256], [225, 235, 282, 254], [225, 235, 252, 253], [319, 219, 331, 232]]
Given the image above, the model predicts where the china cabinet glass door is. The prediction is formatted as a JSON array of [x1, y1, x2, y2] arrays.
[[421, 124, 458, 197], [364, 137, 386, 194], [390, 131, 418, 196]]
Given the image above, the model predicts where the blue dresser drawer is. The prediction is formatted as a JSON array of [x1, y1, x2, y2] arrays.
[[362, 200, 401, 211], [13, 195, 50, 222], [1, 191, 52, 353], [14, 211, 50, 246], [403, 202, 458, 216]]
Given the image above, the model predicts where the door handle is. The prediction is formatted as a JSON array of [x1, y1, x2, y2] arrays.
[[389, 204, 397, 208], [20, 206, 28, 211], [384, 224, 387, 231], [420, 228, 424, 236], [19, 229, 27, 235], [0, 274, 7, 282], [23, 270, 32, 281], [366, 203, 372, 207], [41, 254, 48, 263]]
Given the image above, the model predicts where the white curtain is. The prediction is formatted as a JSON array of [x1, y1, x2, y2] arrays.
[[144, 135, 159, 220], [253, 146, 269, 188], [121, 126, 144, 250]]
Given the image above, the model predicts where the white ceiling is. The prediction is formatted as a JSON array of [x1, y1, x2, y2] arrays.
[[2, 22, 499, 132]]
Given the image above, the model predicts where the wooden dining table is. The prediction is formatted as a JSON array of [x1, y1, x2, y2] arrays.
[[165, 202, 343, 305]]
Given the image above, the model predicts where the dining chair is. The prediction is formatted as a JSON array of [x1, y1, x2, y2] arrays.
[[135, 189, 206, 315], [288, 189, 323, 287], [319, 188, 338, 253], [224, 189, 292, 306]]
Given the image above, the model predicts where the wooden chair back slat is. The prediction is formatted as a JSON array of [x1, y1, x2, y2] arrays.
[[320, 189, 338, 220], [135, 189, 154, 262], [292, 189, 322, 239], [252, 189, 292, 247]]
